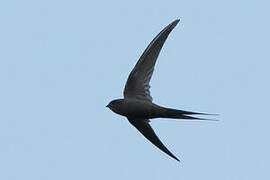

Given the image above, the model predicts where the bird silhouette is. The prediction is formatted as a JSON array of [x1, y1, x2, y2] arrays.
[[107, 19, 216, 162]]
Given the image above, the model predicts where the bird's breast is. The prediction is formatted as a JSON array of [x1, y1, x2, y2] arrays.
[[118, 100, 160, 119]]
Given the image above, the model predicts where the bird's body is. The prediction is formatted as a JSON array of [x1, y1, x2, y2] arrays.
[[107, 19, 215, 162], [108, 99, 159, 118], [109, 99, 210, 120]]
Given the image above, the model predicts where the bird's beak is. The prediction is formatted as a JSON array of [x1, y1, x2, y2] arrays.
[[106, 104, 109, 108]]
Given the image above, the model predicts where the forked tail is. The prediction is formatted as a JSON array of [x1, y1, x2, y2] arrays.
[[160, 107, 218, 121]]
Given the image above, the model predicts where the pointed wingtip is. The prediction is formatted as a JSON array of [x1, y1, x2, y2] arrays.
[[175, 157, 180, 162], [170, 19, 180, 28], [171, 154, 180, 162]]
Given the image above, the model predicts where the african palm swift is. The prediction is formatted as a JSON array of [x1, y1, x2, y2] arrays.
[[107, 19, 215, 162]]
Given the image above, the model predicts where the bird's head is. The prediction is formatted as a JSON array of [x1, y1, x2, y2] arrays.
[[106, 100, 115, 109], [106, 99, 124, 115]]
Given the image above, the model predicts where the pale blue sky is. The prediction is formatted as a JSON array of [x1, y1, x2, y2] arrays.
[[0, 0, 269, 179]]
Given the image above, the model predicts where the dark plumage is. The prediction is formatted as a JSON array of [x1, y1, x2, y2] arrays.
[[107, 19, 215, 162]]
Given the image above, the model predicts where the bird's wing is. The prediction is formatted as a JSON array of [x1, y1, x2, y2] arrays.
[[124, 20, 180, 102], [128, 118, 179, 161]]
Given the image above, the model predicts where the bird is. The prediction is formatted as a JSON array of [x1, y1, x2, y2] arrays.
[[107, 19, 216, 162]]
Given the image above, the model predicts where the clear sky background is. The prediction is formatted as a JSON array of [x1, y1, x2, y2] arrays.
[[0, 0, 269, 179]]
